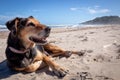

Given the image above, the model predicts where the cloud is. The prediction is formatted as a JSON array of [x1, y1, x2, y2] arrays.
[[0, 15, 27, 24], [0, 15, 11, 20], [87, 7, 110, 14], [30, 9, 41, 12], [0, 15, 26, 20], [0, 15, 26, 24], [70, 6, 110, 14], [70, 8, 79, 11], [0, 15, 12, 24]]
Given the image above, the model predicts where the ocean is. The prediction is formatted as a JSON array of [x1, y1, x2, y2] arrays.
[[0, 24, 107, 32], [0, 24, 80, 31], [0, 25, 8, 31]]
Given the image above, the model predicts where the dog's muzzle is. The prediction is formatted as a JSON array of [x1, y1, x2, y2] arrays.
[[29, 27, 51, 45], [44, 27, 51, 37], [45, 27, 51, 33]]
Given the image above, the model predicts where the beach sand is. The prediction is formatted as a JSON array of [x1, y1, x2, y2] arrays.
[[0, 25, 120, 80]]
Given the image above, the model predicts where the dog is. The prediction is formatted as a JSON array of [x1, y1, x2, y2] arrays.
[[5, 16, 83, 77]]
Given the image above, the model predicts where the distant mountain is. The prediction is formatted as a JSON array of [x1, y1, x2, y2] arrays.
[[81, 16, 120, 25]]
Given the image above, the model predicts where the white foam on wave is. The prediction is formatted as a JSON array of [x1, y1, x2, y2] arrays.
[[48, 24, 107, 28], [0, 25, 6, 28], [0, 25, 8, 31]]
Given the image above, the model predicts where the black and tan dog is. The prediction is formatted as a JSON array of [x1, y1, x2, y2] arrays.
[[5, 16, 83, 77]]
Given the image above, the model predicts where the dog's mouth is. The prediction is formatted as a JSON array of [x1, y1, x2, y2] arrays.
[[29, 36, 47, 45]]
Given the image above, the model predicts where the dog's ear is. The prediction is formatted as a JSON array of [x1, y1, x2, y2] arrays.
[[29, 16, 34, 18], [6, 17, 20, 31], [6, 17, 20, 36]]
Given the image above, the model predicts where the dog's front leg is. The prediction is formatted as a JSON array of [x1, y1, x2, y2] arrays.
[[43, 54, 68, 77], [43, 43, 72, 57], [43, 43, 65, 54], [43, 43, 84, 57]]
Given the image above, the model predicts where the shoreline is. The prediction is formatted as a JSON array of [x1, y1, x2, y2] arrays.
[[1, 24, 120, 32]]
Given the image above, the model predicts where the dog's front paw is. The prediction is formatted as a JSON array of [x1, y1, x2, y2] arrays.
[[77, 50, 86, 56], [64, 51, 72, 58], [53, 67, 68, 77]]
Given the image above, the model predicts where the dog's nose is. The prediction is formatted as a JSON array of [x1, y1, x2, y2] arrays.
[[45, 27, 51, 32]]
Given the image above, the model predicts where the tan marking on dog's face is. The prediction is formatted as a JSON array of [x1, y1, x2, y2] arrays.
[[19, 17, 48, 49], [27, 18, 46, 30]]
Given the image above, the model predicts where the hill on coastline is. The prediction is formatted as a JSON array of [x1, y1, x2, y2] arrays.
[[81, 16, 120, 25]]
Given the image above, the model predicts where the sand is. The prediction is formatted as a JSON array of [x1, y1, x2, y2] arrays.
[[0, 25, 120, 80]]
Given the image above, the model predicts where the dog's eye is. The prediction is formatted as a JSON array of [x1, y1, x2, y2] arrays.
[[27, 22, 35, 27]]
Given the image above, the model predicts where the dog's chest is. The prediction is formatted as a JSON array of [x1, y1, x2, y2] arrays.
[[21, 46, 44, 67], [7, 46, 44, 68], [21, 49, 36, 67]]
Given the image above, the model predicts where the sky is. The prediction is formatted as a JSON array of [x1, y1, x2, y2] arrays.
[[0, 0, 120, 25]]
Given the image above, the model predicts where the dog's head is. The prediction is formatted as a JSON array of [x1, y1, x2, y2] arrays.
[[6, 16, 51, 48]]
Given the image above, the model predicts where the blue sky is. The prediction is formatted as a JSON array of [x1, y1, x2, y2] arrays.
[[0, 0, 120, 25]]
